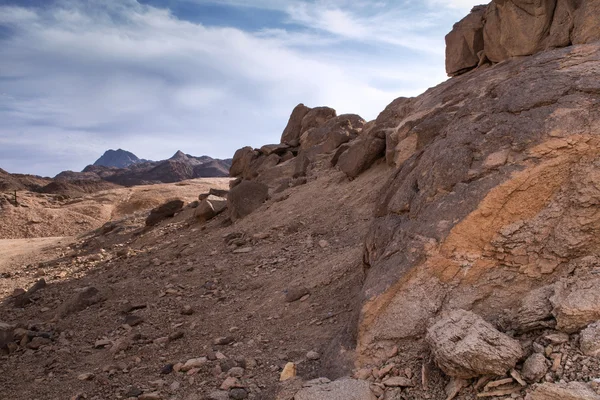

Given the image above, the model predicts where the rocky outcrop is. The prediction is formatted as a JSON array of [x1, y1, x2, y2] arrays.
[[227, 181, 268, 221], [357, 42, 600, 368], [426, 310, 523, 378], [446, 1, 600, 76], [229, 104, 373, 197], [145, 199, 185, 226]]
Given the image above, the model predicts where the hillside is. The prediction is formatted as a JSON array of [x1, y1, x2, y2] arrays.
[[1, 1, 600, 400]]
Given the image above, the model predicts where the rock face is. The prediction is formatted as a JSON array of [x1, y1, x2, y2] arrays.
[[280, 104, 311, 145], [357, 42, 600, 367], [446, 1, 600, 76], [525, 382, 600, 400], [146, 199, 185, 226], [293, 378, 376, 400], [426, 310, 523, 378], [227, 181, 268, 221]]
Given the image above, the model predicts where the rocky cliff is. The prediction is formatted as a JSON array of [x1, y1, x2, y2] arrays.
[[225, 2, 600, 398], [445, 0, 600, 76]]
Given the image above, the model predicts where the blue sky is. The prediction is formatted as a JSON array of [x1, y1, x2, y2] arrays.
[[0, 0, 483, 176]]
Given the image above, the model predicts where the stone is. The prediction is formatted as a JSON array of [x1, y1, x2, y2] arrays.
[[551, 278, 600, 333], [220, 376, 242, 390], [125, 387, 143, 397], [260, 143, 290, 156], [300, 114, 364, 156], [138, 393, 162, 400], [280, 362, 296, 381], [522, 353, 549, 383], [300, 107, 337, 135], [207, 391, 229, 400], [445, 5, 486, 76], [445, 377, 468, 400], [228, 367, 244, 378], [145, 199, 184, 226], [230, 147, 255, 178], [160, 364, 174, 375], [227, 180, 268, 221], [516, 285, 556, 332], [382, 376, 414, 387], [580, 321, 600, 357], [56, 286, 105, 318], [195, 195, 228, 222], [77, 373, 94, 381], [124, 314, 143, 327], [285, 287, 310, 303], [0, 322, 15, 349], [426, 310, 523, 378], [13, 279, 46, 307], [306, 351, 320, 361], [180, 357, 208, 372], [229, 388, 248, 400], [294, 378, 377, 400], [525, 382, 600, 400], [281, 103, 311, 145], [337, 134, 385, 179], [214, 336, 235, 345]]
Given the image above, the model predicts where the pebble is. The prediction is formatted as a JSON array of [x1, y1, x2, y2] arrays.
[[181, 305, 194, 315], [228, 367, 244, 378], [280, 362, 296, 381], [214, 336, 235, 345], [181, 357, 208, 372], [124, 315, 144, 326], [229, 388, 248, 399], [160, 364, 173, 375], [138, 393, 161, 400], [77, 373, 94, 381], [220, 377, 242, 390]]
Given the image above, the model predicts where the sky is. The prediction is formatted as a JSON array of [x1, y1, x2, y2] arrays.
[[0, 0, 484, 177]]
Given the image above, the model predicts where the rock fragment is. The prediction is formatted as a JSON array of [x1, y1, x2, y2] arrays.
[[426, 310, 523, 378]]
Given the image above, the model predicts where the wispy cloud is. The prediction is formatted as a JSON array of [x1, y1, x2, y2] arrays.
[[0, 0, 479, 176]]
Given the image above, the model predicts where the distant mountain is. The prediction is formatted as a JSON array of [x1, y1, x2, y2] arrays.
[[77, 149, 232, 187], [93, 149, 140, 168]]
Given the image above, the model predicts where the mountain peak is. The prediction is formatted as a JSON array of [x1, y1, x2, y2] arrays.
[[170, 150, 188, 161], [93, 149, 140, 169]]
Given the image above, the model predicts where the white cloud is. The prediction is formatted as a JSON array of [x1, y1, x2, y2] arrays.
[[0, 0, 467, 175]]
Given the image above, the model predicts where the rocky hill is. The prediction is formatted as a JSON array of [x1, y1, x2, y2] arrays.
[[94, 149, 142, 169], [1, 1, 600, 400]]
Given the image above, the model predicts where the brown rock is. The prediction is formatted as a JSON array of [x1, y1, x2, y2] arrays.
[[426, 310, 523, 378], [300, 106, 337, 134], [522, 353, 548, 383], [285, 287, 310, 303], [56, 286, 105, 318], [572, 1, 600, 45], [525, 382, 600, 400], [337, 135, 385, 179], [293, 378, 376, 400], [281, 104, 311, 145], [1, 322, 16, 349], [580, 321, 600, 357], [230, 147, 255, 178], [145, 199, 184, 226], [445, 5, 486, 76], [227, 180, 268, 221], [516, 285, 556, 332], [551, 277, 600, 333], [194, 195, 227, 222]]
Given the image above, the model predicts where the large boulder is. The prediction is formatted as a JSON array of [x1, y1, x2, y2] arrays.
[[300, 114, 365, 156], [515, 285, 556, 332], [293, 378, 376, 400], [145, 199, 185, 226], [445, 5, 487, 76], [230, 147, 258, 178], [281, 104, 311, 145], [336, 135, 385, 179], [483, 0, 574, 63], [227, 180, 269, 221], [426, 310, 523, 378], [300, 106, 337, 134], [551, 278, 600, 333], [194, 195, 228, 222], [525, 382, 600, 400]]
